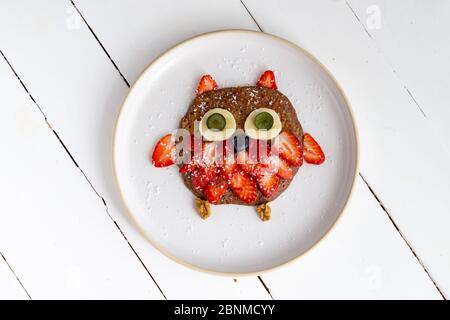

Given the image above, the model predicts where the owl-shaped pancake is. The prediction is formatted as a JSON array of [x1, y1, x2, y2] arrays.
[[151, 71, 324, 221]]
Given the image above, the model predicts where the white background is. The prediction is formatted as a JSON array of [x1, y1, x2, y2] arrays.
[[0, 0, 448, 299]]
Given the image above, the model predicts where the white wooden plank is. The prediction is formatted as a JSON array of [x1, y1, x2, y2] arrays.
[[0, 252, 29, 300], [0, 55, 162, 299], [0, 0, 269, 299], [262, 178, 441, 299], [243, 0, 450, 297], [70, 0, 442, 298], [347, 0, 450, 153], [74, 0, 258, 83]]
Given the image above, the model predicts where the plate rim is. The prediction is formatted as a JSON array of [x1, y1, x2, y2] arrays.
[[112, 29, 360, 276]]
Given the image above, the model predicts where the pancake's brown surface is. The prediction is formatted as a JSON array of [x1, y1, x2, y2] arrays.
[[179, 86, 303, 205]]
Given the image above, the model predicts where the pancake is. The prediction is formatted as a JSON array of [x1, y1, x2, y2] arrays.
[[179, 86, 303, 205]]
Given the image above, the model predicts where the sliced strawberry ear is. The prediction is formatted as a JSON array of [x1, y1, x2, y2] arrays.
[[196, 74, 218, 95], [257, 70, 277, 90]]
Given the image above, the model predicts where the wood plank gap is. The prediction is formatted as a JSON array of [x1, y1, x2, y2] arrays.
[[344, 0, 428, 119], [0, 50, 48, 121], [258, 276, 274, 300], [240, 0, 264, 32], [359, 172, 446, 300], [70, 0, 130, 88], [52, 129, 80, 168], [403, 85, 428, 119], [0, 50, 167, 300], [111, 218, 167, 300], [0, 250, 32, 299]]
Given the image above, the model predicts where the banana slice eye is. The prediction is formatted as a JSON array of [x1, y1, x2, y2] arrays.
[[244, 108, 282, 140], [199, 108, 236, 141]]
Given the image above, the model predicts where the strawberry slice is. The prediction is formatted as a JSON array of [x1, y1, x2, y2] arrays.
[[196, 74, 218, 95], [183, 141, 219, 169], [179, 162, 197, 173], [276, 157, 294, 179], [151, 134, 175, 167], [247, 138, 270, 163], [204, 178, 228, 204], [179, 136, 203, 173], [265, 155, 294, 180], [303, 133, 325, 164], [220, 163, 238, 182], [220, 157, 238, 182], [272, 132, 303, 166], [254, 164, 280, 197], [201, 142, 220, 165], [229, 170, 257, 204], [257, 70, 277, 90], [219, 141, 236, 177], [236, 150, 256, 175], [191, 165, 217, 190], [186, 134, 203, 159]]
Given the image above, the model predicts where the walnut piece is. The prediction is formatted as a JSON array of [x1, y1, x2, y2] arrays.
[[195, 198, 211, 220], [256, 203, 271, 221]]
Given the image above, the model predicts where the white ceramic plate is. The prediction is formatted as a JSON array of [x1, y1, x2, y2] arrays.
[[114, 30, 358, 275]]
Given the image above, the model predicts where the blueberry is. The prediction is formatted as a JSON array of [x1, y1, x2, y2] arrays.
[[233, 134, 249, 153]]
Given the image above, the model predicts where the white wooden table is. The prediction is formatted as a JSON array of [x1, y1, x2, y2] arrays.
[[0, 0, 449, 300]]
